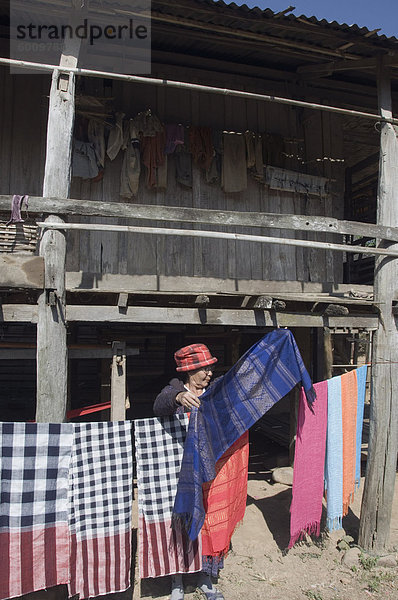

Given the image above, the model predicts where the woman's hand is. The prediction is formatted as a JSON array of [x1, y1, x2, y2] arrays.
[[175, 390, 201, 410]]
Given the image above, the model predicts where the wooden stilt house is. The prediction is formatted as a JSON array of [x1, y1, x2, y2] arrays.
[[0, 0, 397, 552]]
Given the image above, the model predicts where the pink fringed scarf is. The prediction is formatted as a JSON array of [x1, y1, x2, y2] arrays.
[[289, 381, 328, 548]]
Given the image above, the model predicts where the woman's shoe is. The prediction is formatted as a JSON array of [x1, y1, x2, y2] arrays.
[[170, 574, 184, 600], [197, 573, 225, 600]]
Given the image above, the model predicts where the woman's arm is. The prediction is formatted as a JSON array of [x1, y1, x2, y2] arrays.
[[153, 379, 185, 416]]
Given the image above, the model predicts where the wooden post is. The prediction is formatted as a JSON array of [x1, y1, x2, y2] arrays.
[[36, 216, 68, 422], [110, 341, 127, 421], [323, 327, 334, 380], [358, 57, 398, 552], [35, 29, 80, 422]]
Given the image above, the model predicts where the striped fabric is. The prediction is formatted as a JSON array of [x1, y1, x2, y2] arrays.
[[173, 329, 315, 541], [68, 422, 133, 599], [134, 415, 202, 578], [0, 422, 73, 600]]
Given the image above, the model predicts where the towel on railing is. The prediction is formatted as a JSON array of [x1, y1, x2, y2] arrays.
[[173, 328, 315, 541]]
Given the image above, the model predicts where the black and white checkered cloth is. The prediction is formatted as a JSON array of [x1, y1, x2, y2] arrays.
[[134, 414, 189, 522], [68, 421, 133, 540], [0, 422, 73, 530]]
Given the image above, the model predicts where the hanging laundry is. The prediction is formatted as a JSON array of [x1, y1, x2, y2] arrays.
[[107, 112, 125, 160], [88, 119, 106, 169], [325, 375, 343, 531], [222, 132, 247, 193], [72, 140, 99, 179], [120, 118, 141, 199], [206, 130, 222, 185], [262, 132, 285, 168], [175, 127, 193, 188], [245, 130, 256, 169], [189, 126, 214, 171], [355, 366, 367, 490], [134, 415, 202, 579], [165, 123, 185, 154], [141, 127, 167, 189], [68, 421, 133, 599], [134, 110, 163, 137], [341, 369, 359, 515], [245, 131, 264, 181], [325, 366, 368, 531], [289, 380, 328, 548], [0, 422, 73, 600], [201, 431, 249, 562], [173, 329, 315, 541], [6, 194, 28, 225], [265, 166, 329, 198]]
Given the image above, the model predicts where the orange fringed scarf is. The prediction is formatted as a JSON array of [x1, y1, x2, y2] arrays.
[[201, 431, 249, 557], [341, 370, 358, 515]]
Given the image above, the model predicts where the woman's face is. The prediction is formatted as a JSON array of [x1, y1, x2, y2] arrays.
[[187, 366, 213, 390]]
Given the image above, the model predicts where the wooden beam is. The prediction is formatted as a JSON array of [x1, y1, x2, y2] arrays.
[[2, 57, 398, 124], [110, 341, 127, 421], [37, 221, 398, 257], [0, 303, 379, 329], [359, 57, 398, 553], [0, 347, 139, 359], [0, 255, 44, 289], [149, 9, 375, 61], [2, 196, 398, 242], [297, 56, 396, 77], [35, 17, 81, 423], [153, 0, 398, 54], [64, 305, 378, 329]]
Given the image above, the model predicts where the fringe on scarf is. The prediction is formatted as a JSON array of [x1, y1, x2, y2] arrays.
[[172, 512, 194, 534], [288, 521, 320, 549], [326, 515, 343, 532]]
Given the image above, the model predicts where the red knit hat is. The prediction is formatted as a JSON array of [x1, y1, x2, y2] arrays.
[[174, 343, 218, 372]]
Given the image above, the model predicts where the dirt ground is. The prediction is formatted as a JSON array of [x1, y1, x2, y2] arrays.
[[133, 432, 398, 600]]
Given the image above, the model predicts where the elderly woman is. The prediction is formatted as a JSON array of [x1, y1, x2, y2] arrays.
[[153, 343, 225, 600]]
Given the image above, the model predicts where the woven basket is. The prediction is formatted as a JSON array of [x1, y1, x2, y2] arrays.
[[0, 222, 39, 253]]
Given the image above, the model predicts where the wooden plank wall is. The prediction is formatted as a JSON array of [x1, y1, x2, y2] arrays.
[[0, 66, 346, 287]]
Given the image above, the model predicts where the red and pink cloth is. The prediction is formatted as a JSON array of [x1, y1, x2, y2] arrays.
[[289, 366, 368, 547], [0, 421, 133, 600]]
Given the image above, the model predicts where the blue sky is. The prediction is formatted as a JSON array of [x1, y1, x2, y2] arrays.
[[224, 1, 398, 38]]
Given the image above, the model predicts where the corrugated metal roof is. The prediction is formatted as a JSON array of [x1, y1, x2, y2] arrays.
[[186, 0, 398, 43], [149, 0, 398, 84]]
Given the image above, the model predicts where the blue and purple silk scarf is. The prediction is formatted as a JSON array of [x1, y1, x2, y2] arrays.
[[173, 328, 315, 540]]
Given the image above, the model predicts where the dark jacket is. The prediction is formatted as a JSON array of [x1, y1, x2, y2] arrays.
[[153, 376, 223, 416], [153, 378, 186, 416]]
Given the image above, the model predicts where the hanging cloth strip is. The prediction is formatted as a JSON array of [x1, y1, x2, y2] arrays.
[[201, 431, 249, 560], [0, 422, 73, 600], [355, 366, 368, 490], [173, 328, 315, 541], [221, 132, 247, 193], [324, 366, 367, 531], [134, 415, 202, 578], [6, 195, 29, 226], [288, 380, 328, 548], [68, 421, 133, 599]]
